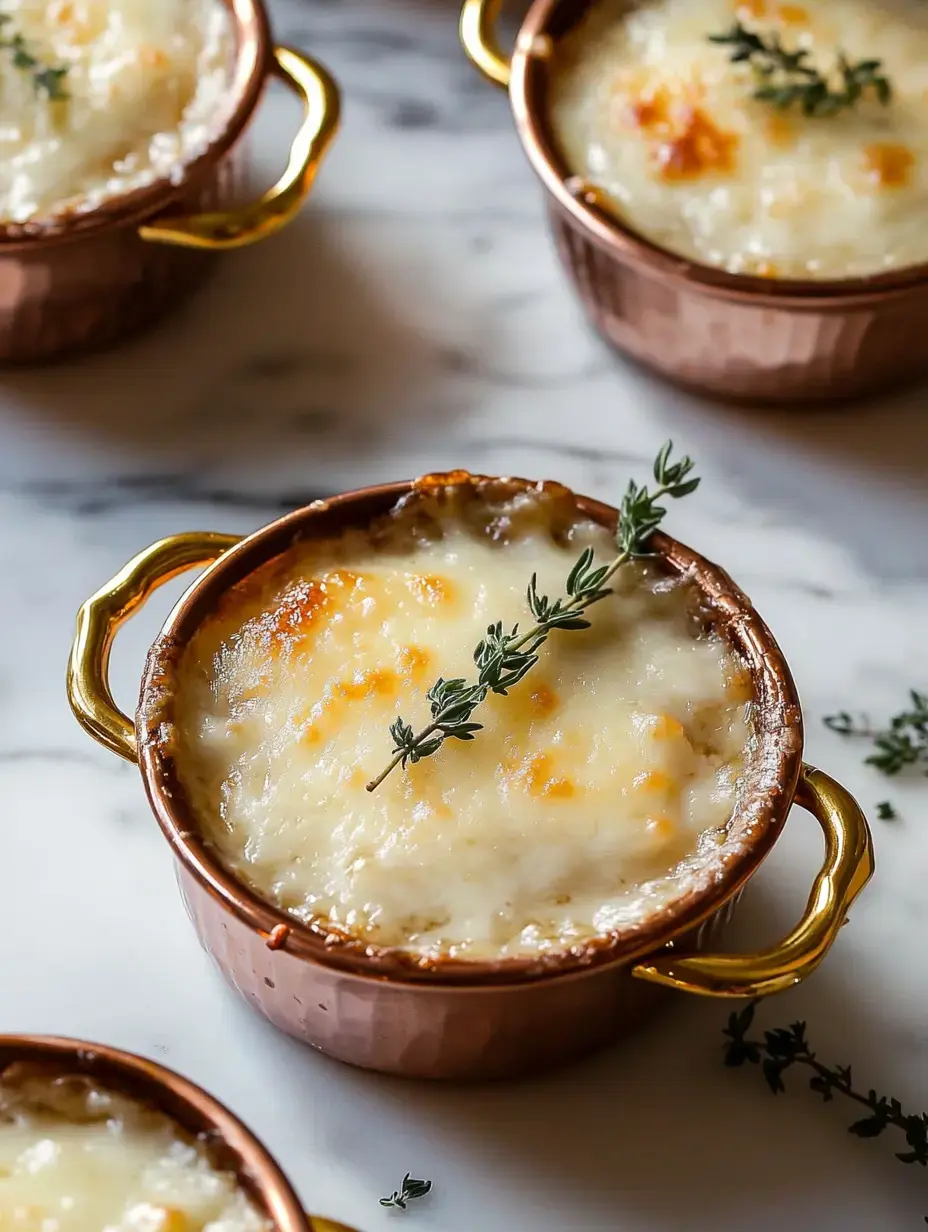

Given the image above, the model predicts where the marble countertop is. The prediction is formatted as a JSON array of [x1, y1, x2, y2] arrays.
[[2, 1, 927, 1228]]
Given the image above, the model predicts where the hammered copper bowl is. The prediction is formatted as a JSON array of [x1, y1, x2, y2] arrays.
[[0, 1035, 353, 1232], [0, 0, 340, 365], [67, 474, 874, 1081], [461, 0, 928, 403]]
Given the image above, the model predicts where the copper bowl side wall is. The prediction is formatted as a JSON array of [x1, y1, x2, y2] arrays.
[[179, 864, 743, 1080], [509, 0, 928, 404], [0, 1035, 310, 1232], [129, 475, 804, 1079], [0, 0, 270, 365]]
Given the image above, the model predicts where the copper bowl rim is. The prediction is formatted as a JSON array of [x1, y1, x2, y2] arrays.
[[0, 1033, 309, 1232], [511, 0, 928, 305], [136, 473, 804, 988], [0, 0, 272, 251]]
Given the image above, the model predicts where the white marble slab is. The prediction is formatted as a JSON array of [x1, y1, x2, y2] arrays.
[[1, 1, 927, 1228]]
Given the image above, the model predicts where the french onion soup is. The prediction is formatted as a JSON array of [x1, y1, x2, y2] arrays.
[[0, 1065, 268, 1232], [168, 479, 754, 964], [548, 0, 928, 279], [0, 0, 235, 224]]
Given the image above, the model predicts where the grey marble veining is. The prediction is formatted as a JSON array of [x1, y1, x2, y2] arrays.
[[0, 1, 927, 1229]]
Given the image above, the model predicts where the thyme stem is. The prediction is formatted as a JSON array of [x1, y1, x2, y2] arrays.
[[365, 443, 700, 792]]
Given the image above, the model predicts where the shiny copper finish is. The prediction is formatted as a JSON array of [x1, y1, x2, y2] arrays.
[[463, 0, 928, 403], [69, 475, 874, 1080], [0, 3, 340, 365], [0, 1036, 324, 1231]]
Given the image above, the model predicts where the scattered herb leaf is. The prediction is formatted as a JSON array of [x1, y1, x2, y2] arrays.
[[0, 14, 69, 99], [366, 442, 700, 791], [724, 1002, 928, 1190], [708, 21, 891, 117], [379, 1174, 433, 1211], [824, 690, 928, 820]]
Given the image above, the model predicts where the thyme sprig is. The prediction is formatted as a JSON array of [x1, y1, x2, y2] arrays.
[[825, 691, 928, 777], [708, 21, 891, 117], [724, 1002, 928, 1206], [365, 443, 699, 792], [0, 14, 68, 100], [379, 1174, 432, 1211]]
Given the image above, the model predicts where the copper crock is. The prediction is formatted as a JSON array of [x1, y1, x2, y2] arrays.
[[67, 474, 874, 1081], [0, 1, 340, 365], [0, 1035, 352, 1232], [461, 0, 928, 403]]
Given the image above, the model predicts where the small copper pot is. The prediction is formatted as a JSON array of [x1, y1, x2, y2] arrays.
[[461, 0, 928, 403], [67, 474, 874, 1081], [0, 1, 340, 365], [0, 1035, 353, 1232]]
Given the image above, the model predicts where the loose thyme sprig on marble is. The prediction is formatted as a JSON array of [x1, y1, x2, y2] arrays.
[[724, 1002, 928, 1195], [824, 690, 928, 818], [379, 1174, 432, 1211], [365, 442, 700, 792], [708, 22, 891, 118], [0, 14, 69, 100]]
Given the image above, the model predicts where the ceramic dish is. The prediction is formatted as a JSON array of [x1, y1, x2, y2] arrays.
[[67, 473, 874, 1081], [0, 0, 339, 365], [460, 0, 928, 403], [0, 1035, 352, 1232]]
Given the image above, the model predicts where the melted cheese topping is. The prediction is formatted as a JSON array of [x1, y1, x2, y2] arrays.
[[549, 0, 928, 279], [0, 1069, 269, 1232], [172, 490, 751, 961], [0, 0, 234, 223]]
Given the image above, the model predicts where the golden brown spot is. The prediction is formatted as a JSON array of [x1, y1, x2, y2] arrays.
[[650, 714, 685, 741], [151, 1210, 190, 1232], [529, 682, 559, 717], [752, 261, 779, 279], [511, 752, 575, 800], [863, 143, 915, 189], [264, 580, 330, 650], [397, 644, 432, 681], [141, 46, 169, 68], [339, 668, 398, 701], [646, 816, 678, 844], [624, 84, 672, 131], [404, 573, 455, 606], [765, 114, 795, 148], [51, 0, 75, 22], [634, 770, 676, 794], [655, 108, 738, 181], [737, 0, 807, 19]]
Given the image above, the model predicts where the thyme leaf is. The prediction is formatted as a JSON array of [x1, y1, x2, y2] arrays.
[[724, 1002, 928, 1209], [365, 443, 699, 791], [0, 14, 68, 100], [708, 21, 891, 117], [379, 1174, 433, 1211]]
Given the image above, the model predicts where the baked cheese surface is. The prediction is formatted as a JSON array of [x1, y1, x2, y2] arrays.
[[0, 1069, 268, 1232], [549, 0, 928, 279], [172, 488, 751, 961], [0, 0, 234, 223]]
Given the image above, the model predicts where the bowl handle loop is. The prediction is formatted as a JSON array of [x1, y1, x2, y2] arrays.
[[139, 47, 341, 251], [632, 764, 874, 998], [67, 533, 240, 764], [460, 0, 512, 89]]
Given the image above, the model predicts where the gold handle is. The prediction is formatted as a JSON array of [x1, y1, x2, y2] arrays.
[[67, 533, 240, 763], [632, 764, 874, 998], [308, 1220, 358, 1232], [460, 0, 512, 89], [139, 47, 340, 250]]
